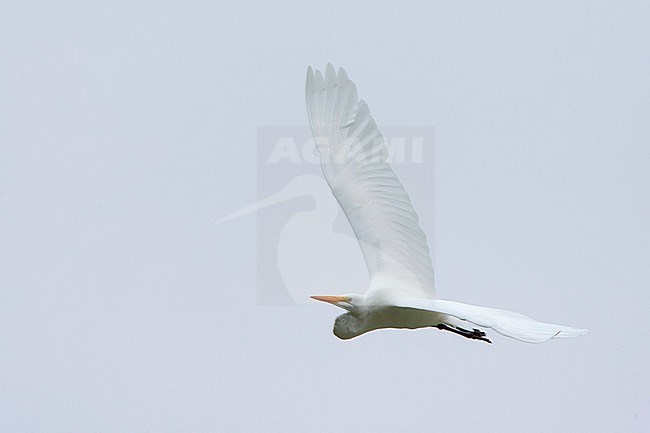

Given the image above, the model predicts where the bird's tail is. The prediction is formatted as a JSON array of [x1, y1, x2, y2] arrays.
[[399, 299, 590, 343]]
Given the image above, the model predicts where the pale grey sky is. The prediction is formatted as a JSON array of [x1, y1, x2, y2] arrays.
[[1, 1, 649, 432]]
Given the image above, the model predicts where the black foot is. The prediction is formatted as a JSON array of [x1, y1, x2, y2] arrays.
[[436, 323, 492, 344]]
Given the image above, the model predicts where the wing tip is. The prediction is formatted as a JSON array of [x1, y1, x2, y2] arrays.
[[307, 63, 355, 92], [325, 62, 336, 78]]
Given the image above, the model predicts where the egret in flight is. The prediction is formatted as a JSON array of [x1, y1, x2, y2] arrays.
[[307, 64, 589, 343]]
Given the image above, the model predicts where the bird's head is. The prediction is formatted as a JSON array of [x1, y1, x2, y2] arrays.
[[311, 294, 368, 339], [310, 294, 364, 314]]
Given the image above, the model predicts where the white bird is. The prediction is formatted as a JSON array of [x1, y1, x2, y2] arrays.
[[306, 64, 589, 343]]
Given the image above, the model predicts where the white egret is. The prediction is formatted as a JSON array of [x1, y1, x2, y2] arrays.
[[307, 64, 589, 343]]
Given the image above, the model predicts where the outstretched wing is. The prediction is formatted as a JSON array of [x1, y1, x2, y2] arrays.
[[306, 64, 434, 297], [397, 299, 590, 343]]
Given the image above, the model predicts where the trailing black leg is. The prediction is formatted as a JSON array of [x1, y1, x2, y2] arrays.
[[435, 323, 492, 343]]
